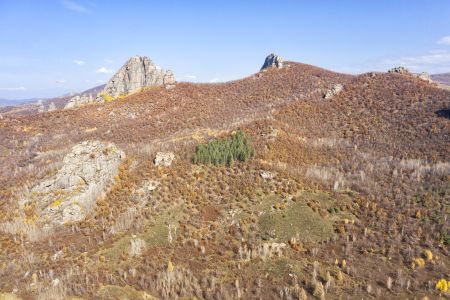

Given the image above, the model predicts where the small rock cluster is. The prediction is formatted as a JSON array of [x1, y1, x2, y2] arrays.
[[261, 53, 284, 71], [417, 71, 432, 83], [388, 66, 410, 75], [65, 94, 97, 109], [154, 152, 175, 167], [23, 141, 125, 224], [260, 170, 276, 179], [388, 67, 433, 83], [324, 84, 344, 99]]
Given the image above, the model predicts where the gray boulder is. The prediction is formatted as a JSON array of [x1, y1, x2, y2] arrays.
[[261, 53, 284, 71], [103, 56, 176, 98], [26, 141, 125, 224], [324, 84, 344, 99]]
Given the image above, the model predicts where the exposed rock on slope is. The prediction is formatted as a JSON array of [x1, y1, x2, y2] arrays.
[[154, 152, 175, 166], [324, 83, 344, 99], [417, 72, 432, 82], [24, 141, 125, 224], [64, 94, 97, 109], [261, 53, 284, 71], [103, 56, 176, 98]]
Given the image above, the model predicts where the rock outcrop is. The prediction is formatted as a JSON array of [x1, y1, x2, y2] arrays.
[[23, 141, 125, 224], [324, 84, 344, 99], [388, 66, 410, 75], [260, 170, 276, 179], [103, 56, 176, 98], [417, 72, 432, 83], [388, 67, 433, 83], [261, 53, 284, 71], [65, 94, 97, 109], [154, 152, 175, 166]]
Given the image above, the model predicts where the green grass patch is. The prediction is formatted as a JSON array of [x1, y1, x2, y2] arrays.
[[259, 200, 334, 243], [98, 204, 184, 265]]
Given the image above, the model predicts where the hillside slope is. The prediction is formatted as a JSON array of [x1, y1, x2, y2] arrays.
[[0, 62, 448, 300]]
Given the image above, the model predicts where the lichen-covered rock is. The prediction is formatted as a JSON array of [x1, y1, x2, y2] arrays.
[[261, 53, 284, 71], [324, 84, 344, 99], [25, 141, 125, 224], [154, 152, 175, 166], [103, 56, 176, 98]]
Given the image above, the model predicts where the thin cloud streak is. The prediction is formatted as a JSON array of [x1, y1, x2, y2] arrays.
[[437, 36, 450, 45], [60, 0, 92, 14], [96, 67, 113, 74], [0, 86, 26, 91], [73, 59, 86, 66]]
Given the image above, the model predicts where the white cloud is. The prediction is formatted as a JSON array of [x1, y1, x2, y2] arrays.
[[61, 0, 91, 13], [209, 78, 220, 83], [96, 79, 106, 83], [383, 51, 450, 65], [73, 59, 86, 66], [103, 59, 113, 63], [0, 86, 26, 91], [437, 36, 450, 45], [184, 75, 197, 79], [56, 79, 67, 83], [96, 67, 113, 74]]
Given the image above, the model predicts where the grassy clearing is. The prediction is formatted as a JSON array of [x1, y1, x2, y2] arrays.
[[96, 285, 159, 300], [259, 200, 334, 243], [97, 204, 185, 265]]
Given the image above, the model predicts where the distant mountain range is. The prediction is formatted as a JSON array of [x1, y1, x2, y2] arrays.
[[431, 73, 450, 86], [0, 98, 41, 107], [0, 84, 105, 115]]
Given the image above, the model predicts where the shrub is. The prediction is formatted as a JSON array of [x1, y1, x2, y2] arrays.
[[192, 131, 255, 166], [100, 92, 114, 103], [436, 279, 449, 293], [117, 93, 128, 100]]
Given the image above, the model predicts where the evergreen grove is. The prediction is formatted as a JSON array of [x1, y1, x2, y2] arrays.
[[192, 131, 255, 166]]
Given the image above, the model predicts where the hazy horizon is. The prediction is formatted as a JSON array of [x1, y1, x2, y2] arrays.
[[1, 0, 450, 100]]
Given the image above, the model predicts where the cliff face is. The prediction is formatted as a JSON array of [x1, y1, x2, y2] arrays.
[[103, 56, 175, 98]]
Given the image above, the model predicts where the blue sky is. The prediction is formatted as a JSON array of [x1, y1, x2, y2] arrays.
[[1, 0, 450, 99]]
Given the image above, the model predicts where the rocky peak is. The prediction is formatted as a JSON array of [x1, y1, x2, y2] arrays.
[[103, 55, 176, 98], [261, 53, 284, 71]]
